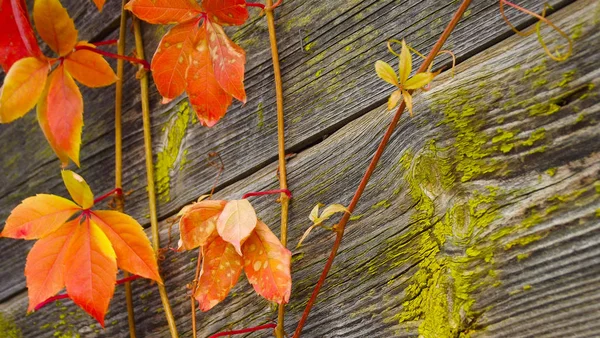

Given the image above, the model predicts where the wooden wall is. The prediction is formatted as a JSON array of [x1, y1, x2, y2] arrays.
[[1, 0, 599, 337]]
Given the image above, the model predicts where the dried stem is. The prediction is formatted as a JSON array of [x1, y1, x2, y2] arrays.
[[264, 0, 289, 337], [132, 17, 179, 338], [114, 1, 136, 336], [292, 0, 472, 336]]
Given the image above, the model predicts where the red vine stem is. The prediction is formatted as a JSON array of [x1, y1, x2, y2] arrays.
[[34, 275, 141, 311], [246, 2, 265, 9], [242, 189, 292, 199], [292, 0, 472, 336], [208, 323, 277, 338], [74, 45, 150, 70], [93, 187, 123, 204], [92, 39, 118, 46]]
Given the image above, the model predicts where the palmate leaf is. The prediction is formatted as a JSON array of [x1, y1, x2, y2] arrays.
[[64, 43, 118, 88], [1, 171, 161, 325], [0, 57, 49, 123], [124, 0, 202, 24], [33, 0, 78, 56], [179, 199, 226, 250], [0, 0, 43, 71], [203, 0, 249, 26], [217, 199, 257, 255]]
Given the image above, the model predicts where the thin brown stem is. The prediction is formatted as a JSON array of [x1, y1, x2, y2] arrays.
[[292, 1, 472, 336], [265, 1, 289, 337], [114, 1, 135, 336], [132, 17, 179, 338]]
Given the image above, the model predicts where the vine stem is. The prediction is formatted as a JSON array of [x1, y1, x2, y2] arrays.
[[115, 0, 136, 336], [264, 0, 289, 337], [291, 0, 472, 336], [132, 17, 179, 338], [191, 248, 202, 338], [208, 323, 277, 338]]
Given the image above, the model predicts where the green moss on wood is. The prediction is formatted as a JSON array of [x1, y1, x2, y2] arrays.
[[0, 313, 21, 338]]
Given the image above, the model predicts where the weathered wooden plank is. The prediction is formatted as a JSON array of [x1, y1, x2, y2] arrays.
[[2, 1, 599, 336], [0, 0, 571, 302]]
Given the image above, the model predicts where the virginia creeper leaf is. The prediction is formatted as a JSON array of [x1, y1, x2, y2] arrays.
[[179, 199, 227, 250], [0, 57, 49, 123], [375, 60, 398, 87], [124, 0, 203, 24], [91, 210, 162, 283], [194, 236, 243, 311], [242, 220, 292, 304], [217, 199, 257, 255], [388, 89, 401, 110], [398, 39, 412, 85], [92, 0, 105, 11], [25, 217, 79, 311], [206, 20, 246, 102], [64, 44, 118, 88], [37, 65, 84, 166], [64, 217, 117, 327], [299, 203, 349, 247], [0, 194, 79, 239], [403, 72, 435, 90], [186, 23, 233, 127], [203, 0, 249, 26], [61, 170, 94, 209], [402, 89, 413, 117], [33, 0, 78, 56], [151, 19, 200, 103], [0, 0, 43, 71]]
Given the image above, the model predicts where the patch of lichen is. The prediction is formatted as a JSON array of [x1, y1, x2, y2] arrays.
[[155, 102, 192, 202], [0, 313, 21, 338]]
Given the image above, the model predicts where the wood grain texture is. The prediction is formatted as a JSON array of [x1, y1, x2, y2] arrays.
[[0, 0, 573, 302], [2, 0, 600, 337]]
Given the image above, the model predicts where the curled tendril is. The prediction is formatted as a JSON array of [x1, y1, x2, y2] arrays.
[[499, 0, 572, 62]]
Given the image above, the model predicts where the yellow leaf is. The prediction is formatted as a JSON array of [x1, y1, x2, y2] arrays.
[[387, 90, 402, 110], [404, 72, 435, 90], [33, 0, 78, 56], [0, 57, 49, 123], [320, 204, 349, 220], [308, 203, 324, 224], [375, 61, 398, 86], [61, 170, 94, 209], [398, 39, 412, 84], [402, 90, 414, 117]]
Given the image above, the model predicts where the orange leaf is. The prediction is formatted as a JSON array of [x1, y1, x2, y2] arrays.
[[61, 170, 94, 209], [64, 217, 117, 327], [216, 199, 257, 255], [194, 236, 243, 311], [25, 217, 79, 311], [0, 194, 80, 239], [206, 20, 246, 102], [91, 0, 105, 11], [179, 200, 227, 250], [64, 45, 118, 88], [124, 0, 202, 24], [37, 65, 83, 166], [242, 220, 291, 304], [33, 0, 78, 56], [91, 210, 162, 283], [186, 23, 233, 127], [0, 57, 49, 123], [203, 0, 249, 26], [151, 19, 199, 103]]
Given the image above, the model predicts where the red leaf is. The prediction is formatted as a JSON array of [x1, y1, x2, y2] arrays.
[[91, 210, 162, 283], [0, 194, 80, 239], [194, 236, 243, 311], [186, 23, 233, 127], [37, 65, 84, 166], [33, 0, 78, 57], [206, 20, 246, 102], [0, 0, 42, 71], [25, 217, 79, 311], [203, 0, 249, 26], [216, 199, 257, 255], [64, 217, 117, 327], [179, 200, 227, 250], [124, 0, 202, 24], [242, 220, 291, 304], [151, 19, 200, 103]]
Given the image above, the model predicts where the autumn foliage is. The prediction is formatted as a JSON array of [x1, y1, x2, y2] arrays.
[[0, 0, 117, 166], [126, 0, 248, 127], [178, 198, 292, 311], [0, 171, 161, 326]]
